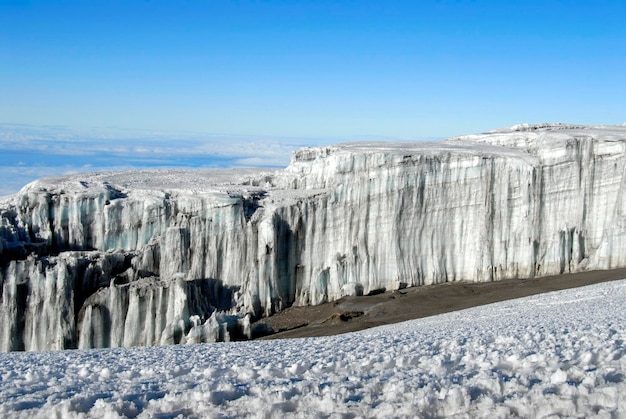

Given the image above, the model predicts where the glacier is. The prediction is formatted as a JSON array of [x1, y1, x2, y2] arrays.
[[2, 123, 626, 351]]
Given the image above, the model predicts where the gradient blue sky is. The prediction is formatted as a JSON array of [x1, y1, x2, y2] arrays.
[[3, 0, 625, 138], [1, 1, 626, 194]]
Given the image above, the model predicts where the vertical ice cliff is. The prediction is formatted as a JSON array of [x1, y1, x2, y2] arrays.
[[2, 124, 626, 351]]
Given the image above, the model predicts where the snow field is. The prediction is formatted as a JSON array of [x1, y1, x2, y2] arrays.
[[0, 279, 625, 418]]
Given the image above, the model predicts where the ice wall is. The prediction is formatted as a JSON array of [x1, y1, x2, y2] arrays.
[[2, 124, 626, 351]]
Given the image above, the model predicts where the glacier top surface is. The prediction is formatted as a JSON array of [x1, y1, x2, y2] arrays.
[[296, 123, 626, 155], [3, 168, 274, 200], [489, 123, 626, 134], [454, 123, 626, 147]]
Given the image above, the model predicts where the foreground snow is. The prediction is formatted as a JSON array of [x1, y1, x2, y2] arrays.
[[1, 280, 625, 418]]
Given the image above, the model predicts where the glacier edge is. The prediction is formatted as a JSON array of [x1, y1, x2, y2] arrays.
[[2, 123, 626, 351]]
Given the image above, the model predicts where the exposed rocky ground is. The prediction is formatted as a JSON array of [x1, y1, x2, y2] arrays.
[[255, 268, 626, 339]]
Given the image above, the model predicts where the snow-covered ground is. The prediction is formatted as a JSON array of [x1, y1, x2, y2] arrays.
[[1, 280, 625, 418]]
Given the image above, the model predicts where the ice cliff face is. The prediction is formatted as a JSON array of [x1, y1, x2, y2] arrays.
[[2, 124, 626, 351]]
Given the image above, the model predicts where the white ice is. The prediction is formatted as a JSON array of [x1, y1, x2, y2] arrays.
[[1, 279, 624, 418], [3, 123, 626, 351]]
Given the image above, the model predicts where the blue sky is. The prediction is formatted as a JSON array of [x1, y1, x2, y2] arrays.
[[1, 0, 626, 194]]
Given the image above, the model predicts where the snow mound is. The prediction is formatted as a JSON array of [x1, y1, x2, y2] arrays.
[[492, 122, 587, 132]]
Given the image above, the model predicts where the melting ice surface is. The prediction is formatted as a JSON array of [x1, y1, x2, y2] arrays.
[[0, 279, 625, 418]]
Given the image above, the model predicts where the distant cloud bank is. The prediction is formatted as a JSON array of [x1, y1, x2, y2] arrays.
[[0, 124, 438, 197], [0, 124, 329, 196]]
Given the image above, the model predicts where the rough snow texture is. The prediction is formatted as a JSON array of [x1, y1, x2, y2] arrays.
[[1, 279, 625, 418], [2, 124, 626, 350]]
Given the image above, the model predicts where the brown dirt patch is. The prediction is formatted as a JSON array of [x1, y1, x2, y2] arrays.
[[254, 268, 626, 340]]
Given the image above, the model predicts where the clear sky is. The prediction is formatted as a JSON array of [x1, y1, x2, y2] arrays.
[[2, 0, 625, 139]]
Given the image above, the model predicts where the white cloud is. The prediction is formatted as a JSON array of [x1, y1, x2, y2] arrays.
[[0, 123, 330, 159], [0, 123, 438, 196], [0, 124, 335, 196]]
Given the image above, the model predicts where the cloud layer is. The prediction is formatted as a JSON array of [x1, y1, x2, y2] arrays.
[[0, 124, 437, 197], [0, 124, 330, 196]]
